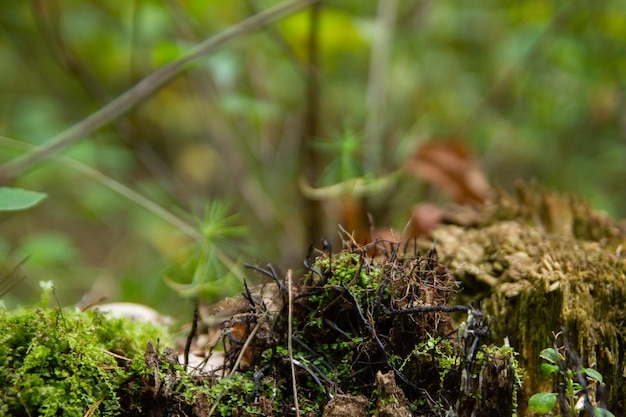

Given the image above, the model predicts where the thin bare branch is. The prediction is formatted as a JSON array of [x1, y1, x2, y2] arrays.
[[0, 0, 320, 184], [287, 269, 300, 416], [364, 0, 398, 173], [207, 320, 263, 417], [0, 135, 201, 241]]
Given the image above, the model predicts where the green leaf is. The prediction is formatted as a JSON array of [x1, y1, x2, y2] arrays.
[[582, 368, 603, 383], [592, 407, 616, 417], [539, 348, 560, 364], [528, 392, 557, 414], [540, 363, 559, 376], [0, 187, 47, 211]]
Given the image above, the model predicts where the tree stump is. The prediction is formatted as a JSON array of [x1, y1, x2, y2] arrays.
[[427, 184, 626, 414]]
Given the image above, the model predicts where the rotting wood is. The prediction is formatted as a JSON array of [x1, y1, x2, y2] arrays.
[[424, 183, 626, 415]]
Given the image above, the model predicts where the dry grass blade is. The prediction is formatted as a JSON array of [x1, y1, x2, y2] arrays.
[[287, 269, 300, 416], [101, 349, 132, 363], [364, 0, 398, 173], [83, 400, 102, 417], [207, 320, 264, 417], [0, 257, 27, 298]]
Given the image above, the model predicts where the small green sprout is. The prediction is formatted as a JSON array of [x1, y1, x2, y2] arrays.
[[528, 347, 615, 417]]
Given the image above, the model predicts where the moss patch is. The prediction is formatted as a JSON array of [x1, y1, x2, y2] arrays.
[[0, 289, 171, 417]]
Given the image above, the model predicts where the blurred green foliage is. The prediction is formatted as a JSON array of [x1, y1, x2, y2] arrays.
[[0, 187, 47, 211], [0, 0, 624, 316]]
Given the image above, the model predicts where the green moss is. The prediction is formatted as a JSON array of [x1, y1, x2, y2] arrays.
[[478, 344, 525, 416], [0, 291, 170, 417], [312, 251, 383, 291], [399, 335, 460, 405], [204, 372, 264, 416]]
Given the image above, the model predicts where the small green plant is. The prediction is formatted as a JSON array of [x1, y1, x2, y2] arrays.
[[528, 347, 615, 417], [314, 127, 365, 185], [165, 200, 247, 300], [399, 334, 459, 407]]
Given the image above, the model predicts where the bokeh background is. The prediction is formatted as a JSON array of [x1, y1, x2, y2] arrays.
[[1, 0, 625, 319]]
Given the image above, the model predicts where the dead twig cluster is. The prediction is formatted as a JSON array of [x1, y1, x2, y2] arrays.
[[190, 236, 502, 415]]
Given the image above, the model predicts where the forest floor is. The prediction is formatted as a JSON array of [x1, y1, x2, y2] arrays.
[[1, 186, 624, 417]]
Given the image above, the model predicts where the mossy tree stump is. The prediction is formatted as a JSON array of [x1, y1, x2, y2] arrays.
[[427, 185, 626, 414]]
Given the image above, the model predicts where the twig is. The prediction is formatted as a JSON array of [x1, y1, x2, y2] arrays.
[[101, 349, 132, 363], [560, 328, 598, 416], [207, 319, 263, 417], [291, 358, 329, 397], [0, 256, 28, 298], [64, 152, 203, 241], [364, 0, 398, 173], [183, 302, 200, 369], [301, 0, 323, 246], [83, 400, 102, 417], [0, 135, 202, 241], [31, 0, 183, 200], [0, 0, 320, 184], [382, 304, 470, 316], [287, 269, 300, 416], [0, 135, 251, 283], [229, 321, 263, 376]]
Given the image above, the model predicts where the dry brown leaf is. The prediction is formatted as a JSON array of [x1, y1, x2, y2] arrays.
[[405, 139, 493, 204]]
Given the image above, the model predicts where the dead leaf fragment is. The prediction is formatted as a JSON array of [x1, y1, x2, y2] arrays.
[[405, 139, 493, 204]]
